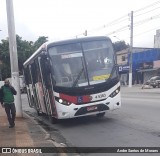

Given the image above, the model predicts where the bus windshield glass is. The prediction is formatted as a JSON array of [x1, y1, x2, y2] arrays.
[[48, 39, 115, 87]]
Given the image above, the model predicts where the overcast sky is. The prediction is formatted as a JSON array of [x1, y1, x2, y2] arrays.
[[0, 0, 160, 48]]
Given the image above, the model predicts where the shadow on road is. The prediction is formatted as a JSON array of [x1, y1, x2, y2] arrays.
[[55, 115, 115, 128]]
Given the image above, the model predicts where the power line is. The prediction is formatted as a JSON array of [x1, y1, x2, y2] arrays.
[[91, 12, 160, 38], [75, 0, 160, 38], [134, 0, 160, 13], [134, 26, 160, 37], [108, 14, 160, 37], [134, 13, 160, 27], [104, 15, 128, 27], [86, 18, 130, 36], [120, 25, 160, 41], [86, 13, 160, 37], [106, 25, 129, 36], [75, 14, 129, 37], [134, 6, 160, 17]]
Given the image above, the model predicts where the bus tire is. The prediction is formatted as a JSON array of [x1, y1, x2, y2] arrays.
[[37, 110, 42, 116], [49, 116, 59, 124], [96, 112, 105, 118]]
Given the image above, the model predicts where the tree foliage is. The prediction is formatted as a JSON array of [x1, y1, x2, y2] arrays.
[[0, 35, 48, 80], [33, 36, 48, 51], [113, 41, 129, 52]]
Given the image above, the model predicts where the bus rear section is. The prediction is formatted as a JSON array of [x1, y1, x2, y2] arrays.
[[23, 36, 121, 122]]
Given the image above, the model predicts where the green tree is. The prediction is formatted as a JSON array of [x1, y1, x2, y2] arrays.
[[0, 35, 48, 80], [16, 35, 34, 74], [33, 36, 48, 51], [0, 39, 10, 79], [113, 41, 129, 52]]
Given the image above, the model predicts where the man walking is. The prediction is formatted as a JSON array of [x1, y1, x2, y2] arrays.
[[0, 79, 17, 128]]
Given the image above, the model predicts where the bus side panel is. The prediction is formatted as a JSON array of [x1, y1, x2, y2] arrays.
[[26, 86, 33, 108], [37, 56, 57, 117], [35, 82, 47, 114], [47, 88, 57, 118], [33, 84, 42, 112]]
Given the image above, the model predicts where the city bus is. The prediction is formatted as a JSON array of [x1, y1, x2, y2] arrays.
[[23, 36, 121, 123]]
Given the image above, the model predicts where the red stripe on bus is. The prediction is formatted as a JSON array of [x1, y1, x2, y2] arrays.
[[59, 94, 91, 104], [82, 95, 91, 103], [59, 94, 77, 103]]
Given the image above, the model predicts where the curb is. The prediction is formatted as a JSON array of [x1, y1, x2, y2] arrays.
[[23, 111, 69, 156]]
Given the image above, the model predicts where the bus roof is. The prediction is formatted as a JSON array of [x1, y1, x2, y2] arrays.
[[23, 36, 110, 67]]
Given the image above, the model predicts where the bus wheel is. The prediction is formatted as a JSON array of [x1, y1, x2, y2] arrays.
[[37, 110, 42, 116], [96, 112, 105, 118], [49, 116, 59, 124]]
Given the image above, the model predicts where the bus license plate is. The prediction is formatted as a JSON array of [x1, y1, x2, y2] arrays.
[[87, 106, 98, 111]]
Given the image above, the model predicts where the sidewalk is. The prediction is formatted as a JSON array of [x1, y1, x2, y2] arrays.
[[0, 105, 58, 156]]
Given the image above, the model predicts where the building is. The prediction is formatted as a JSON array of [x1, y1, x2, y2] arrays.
[[116, 48, 129, 85], [117, 47, 160, 85]]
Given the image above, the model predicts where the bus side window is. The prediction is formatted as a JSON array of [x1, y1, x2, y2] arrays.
[[24, 67, 30, 85], [31, 61, 38, 84], [25, 66, 32, 85], [36, 58, 42, 83], [40, 56, 51, 89]]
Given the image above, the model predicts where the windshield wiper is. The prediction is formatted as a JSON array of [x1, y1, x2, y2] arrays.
[[72, 68, 84, 87]]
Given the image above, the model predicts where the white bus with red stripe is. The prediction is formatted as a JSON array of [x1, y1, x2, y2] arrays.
[[23, 36, 121, 123]]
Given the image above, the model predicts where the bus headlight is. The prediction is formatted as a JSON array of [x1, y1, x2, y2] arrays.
[[55, 97, 72, 106], [109, 87, 120, 98]]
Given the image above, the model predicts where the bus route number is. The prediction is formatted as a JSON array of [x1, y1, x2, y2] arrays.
[[95, 93, 106, 99]]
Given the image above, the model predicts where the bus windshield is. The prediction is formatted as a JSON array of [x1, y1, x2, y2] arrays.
[[48, 40, 115, 88]]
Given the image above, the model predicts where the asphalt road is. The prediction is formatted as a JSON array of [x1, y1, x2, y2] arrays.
[[22, 86, 160, 156]]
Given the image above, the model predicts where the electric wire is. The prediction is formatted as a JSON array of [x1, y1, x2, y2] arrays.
[[134, 14, 160, 27], [134, 0, 160, 13], [134, 6, 160, 17], [118, 25, 160, 42], [134, 26, 160, 37], [106, 25, 129, 36], [75, 0, 160, 38], [75, 14, 129, 37], [105, 13, 160, 36]]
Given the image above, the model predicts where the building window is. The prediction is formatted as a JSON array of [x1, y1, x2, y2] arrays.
[[122, 56, 126, 61]]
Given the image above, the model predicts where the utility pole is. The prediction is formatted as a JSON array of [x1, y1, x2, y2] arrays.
[[84, 30, 87, 36], [129, 11, 133, 87], [6, 0, 22, 117], [0, 31, 2, 81]]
